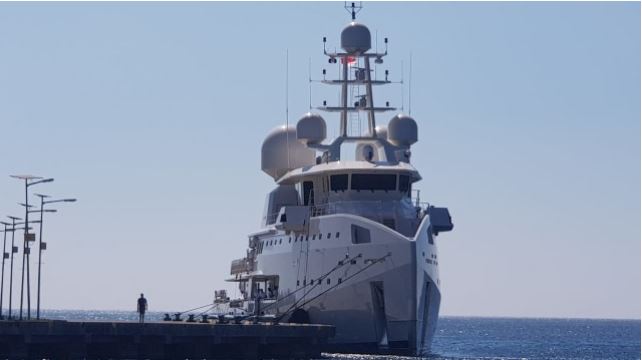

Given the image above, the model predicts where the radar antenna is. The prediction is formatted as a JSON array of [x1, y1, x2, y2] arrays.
[[344, 1, 363, 20], [409, 52, 413, 115], [285, 48, 290, 168]]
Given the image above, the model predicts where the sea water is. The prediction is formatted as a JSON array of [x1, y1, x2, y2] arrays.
[[38, 310, 641, 359]]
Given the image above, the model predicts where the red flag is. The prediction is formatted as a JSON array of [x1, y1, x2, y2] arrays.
[[341, 56, 356, 65]]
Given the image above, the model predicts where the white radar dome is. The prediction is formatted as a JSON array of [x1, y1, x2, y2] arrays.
[[296, 113, 327, 145], [261, 125, 316, 181], [388, 114, 418, 147], [375, 125, 388, 140], [341, 22, 371, 54]]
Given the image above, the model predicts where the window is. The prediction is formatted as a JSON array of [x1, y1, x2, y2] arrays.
[[306, 236, 309, 241], [399, 174, 410, 194], [335, 232, 340, 238], [297, 280, 300, 286], [330, 174, 349, 191], [327, 278, 331, 285], [351, 224, 371, 244], [351, 174, 397, 191], [279, 239, 282, 244], [289, 237, 292, 243], [312, 234, 316, 240], [327, 233, 331, 239], [318, 234, 322, 240], [303, 181, 314, 205], [338, 278, 342, 284], [427, 229, 434, 245], [318, 279, 322, 285]]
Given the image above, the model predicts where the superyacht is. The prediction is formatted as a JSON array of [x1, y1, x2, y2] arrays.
[[226, 4, 453, 355]]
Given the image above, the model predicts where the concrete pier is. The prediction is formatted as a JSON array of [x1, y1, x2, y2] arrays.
[[0, 320, 335, 359]]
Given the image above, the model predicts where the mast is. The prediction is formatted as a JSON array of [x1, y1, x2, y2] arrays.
[[340, 61, 349, 137], [319, 2, 395, 140]]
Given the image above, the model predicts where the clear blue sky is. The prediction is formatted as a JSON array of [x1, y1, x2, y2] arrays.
[[0, 2, 639, 319]]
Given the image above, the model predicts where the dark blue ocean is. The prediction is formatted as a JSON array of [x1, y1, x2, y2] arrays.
[[40, 310, 640, 360]]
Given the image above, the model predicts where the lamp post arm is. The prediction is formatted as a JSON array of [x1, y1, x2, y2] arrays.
[[27, 178, 54, 187], [43, 198, 76, 205]]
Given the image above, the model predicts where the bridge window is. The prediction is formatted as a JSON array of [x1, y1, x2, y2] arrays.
[[399, 174, 410, 195], [330, 174, 349, 191], [351, 174, 397, 192]]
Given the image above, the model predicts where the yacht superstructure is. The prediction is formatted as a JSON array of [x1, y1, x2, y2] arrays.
[[227, 6, 453, 355]]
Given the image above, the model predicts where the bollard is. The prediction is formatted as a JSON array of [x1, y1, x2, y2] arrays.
[[201, 314, 209, 323], [187, 314, 196, 323], [173, 313, 182, 321], [163, 313, 171, 321]]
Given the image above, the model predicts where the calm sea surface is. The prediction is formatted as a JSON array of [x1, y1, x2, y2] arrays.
[[40, 310, 640, 360]]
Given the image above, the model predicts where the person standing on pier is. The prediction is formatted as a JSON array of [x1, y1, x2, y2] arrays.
[[137, 293, 148, 323]]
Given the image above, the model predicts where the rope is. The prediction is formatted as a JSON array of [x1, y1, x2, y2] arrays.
[[275, 252, 362, 320], [177, 302, 215, 315], [276, 252, 391, 323], [259, 252, 362, 315]]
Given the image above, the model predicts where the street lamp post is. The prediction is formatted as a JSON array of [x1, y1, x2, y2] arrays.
[[6, 216, 21, 320], [15, 218, 40, 321], [33, 194, 75, 320], [10, 175, 53, 320], [0, 222, 11, 319]]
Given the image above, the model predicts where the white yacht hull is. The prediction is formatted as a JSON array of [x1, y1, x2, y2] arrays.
[[253, 213, 442, 356]]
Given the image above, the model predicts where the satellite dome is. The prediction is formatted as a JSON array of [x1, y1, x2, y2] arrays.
[[388, 114, 418, 147], [261, 125, 316, 181], [374, 125, 388, 140], [296, 113, 327, 145], [341, 22, 371, 54]]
